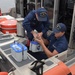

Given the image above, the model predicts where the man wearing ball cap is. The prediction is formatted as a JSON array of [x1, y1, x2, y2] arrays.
[[34, 23, 68, 59]]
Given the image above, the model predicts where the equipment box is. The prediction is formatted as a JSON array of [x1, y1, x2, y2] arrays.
[[10, 42, 27, 62], [29, 41, 43, 52]]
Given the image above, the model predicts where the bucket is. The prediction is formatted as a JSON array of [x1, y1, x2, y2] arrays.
[[0, 20, 17, 34]]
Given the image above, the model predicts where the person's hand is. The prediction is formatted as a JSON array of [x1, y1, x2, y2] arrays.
[[31, 31, 37, 38], [34, 36, 44, 45], [33, 33, 38, 39]]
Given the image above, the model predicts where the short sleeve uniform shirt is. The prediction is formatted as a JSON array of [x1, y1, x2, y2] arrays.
[[47, 33, 68, 53]]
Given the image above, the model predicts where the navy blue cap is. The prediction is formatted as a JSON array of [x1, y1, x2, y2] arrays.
[[36, 8, 47, 21], [53, 23, 67, 33]]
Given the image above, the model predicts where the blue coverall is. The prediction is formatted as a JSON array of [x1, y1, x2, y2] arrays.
[[22, 10, 50, 40]]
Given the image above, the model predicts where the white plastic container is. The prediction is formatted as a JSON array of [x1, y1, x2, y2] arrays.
[[10, 42, 27, 62], [29, 41, 43, 52], [21, 44, 27, 60], [16, 18, 25, 37]]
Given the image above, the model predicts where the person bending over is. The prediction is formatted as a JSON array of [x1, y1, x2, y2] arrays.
[[22, 7, 50, 41]]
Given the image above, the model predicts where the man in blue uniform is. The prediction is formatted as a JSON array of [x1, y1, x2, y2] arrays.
[[22, 8, 50, 41], [34, 23, 68, 59]]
